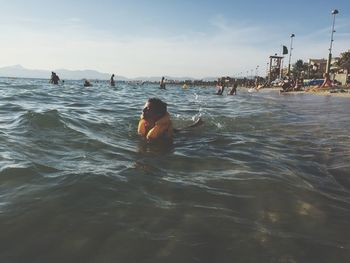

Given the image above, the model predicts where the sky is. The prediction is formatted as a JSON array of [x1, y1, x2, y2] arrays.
[[0, 0, 349, 78]]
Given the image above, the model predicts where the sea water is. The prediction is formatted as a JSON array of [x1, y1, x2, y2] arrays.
[[1, 77, 350, 263]]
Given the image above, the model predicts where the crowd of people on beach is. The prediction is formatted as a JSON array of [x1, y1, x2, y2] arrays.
[[49, 69, 348, 97], [276, 72, 348, 93], [49, 70, 347, 94], [279, 76, 304, 93]]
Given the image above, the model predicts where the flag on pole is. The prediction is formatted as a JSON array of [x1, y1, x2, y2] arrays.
[[283, 45, 288, 55]]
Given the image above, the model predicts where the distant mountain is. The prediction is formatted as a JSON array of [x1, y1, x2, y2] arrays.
[[0, 65, 125, 80], [0, 65, 49, 79], [54, 69, 116, 81], [0, 65, 217, 81]]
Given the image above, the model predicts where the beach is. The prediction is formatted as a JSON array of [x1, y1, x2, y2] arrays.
[[1, 77, 350, 263]]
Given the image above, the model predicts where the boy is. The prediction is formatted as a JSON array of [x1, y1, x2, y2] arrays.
[[138, 98, 173, 141]]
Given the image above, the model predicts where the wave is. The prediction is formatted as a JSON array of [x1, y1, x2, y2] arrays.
[[22, 109, 65, 129], [12, 107, 112, 133], [3, 108, 139, 167]]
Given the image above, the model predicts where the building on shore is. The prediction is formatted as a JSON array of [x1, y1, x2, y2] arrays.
[[307, 58, 327, 79]]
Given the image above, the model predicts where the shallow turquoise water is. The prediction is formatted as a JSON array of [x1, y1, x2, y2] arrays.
[[1, 77, 350, 262]]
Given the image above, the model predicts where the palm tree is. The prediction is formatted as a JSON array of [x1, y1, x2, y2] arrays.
[[335, 50, 350, 73]]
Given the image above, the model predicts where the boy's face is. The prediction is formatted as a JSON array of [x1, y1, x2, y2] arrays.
[[142, 101, 157, 122]]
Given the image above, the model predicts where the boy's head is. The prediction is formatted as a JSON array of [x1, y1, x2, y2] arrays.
[[142, 98, 167, 122]]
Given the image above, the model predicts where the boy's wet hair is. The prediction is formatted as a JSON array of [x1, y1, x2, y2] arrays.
[[148, 98, 167, 116]]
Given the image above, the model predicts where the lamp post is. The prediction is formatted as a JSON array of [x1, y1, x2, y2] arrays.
[[287, 33, 295, 76], [266, 62, 269, 77], [326, 9, 339, 74]]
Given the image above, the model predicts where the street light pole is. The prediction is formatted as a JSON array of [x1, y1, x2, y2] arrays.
[[266, 62, 269, 77], [326, 9, 339, 74], [288, 34, 295, 76]]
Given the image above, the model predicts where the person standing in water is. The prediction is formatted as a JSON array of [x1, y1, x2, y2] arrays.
[[160, 77, 166, 89], [228, 78, 237, 95], [49, 72, 60, 85], [216, 78, 225, 95], [110, 74, 115, 87]]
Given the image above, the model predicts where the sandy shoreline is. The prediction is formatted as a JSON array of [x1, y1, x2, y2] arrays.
[[257, 87, 350, 98]]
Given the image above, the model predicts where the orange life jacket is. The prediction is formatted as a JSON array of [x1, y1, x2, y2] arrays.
[[138, 112, 173, 141]]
